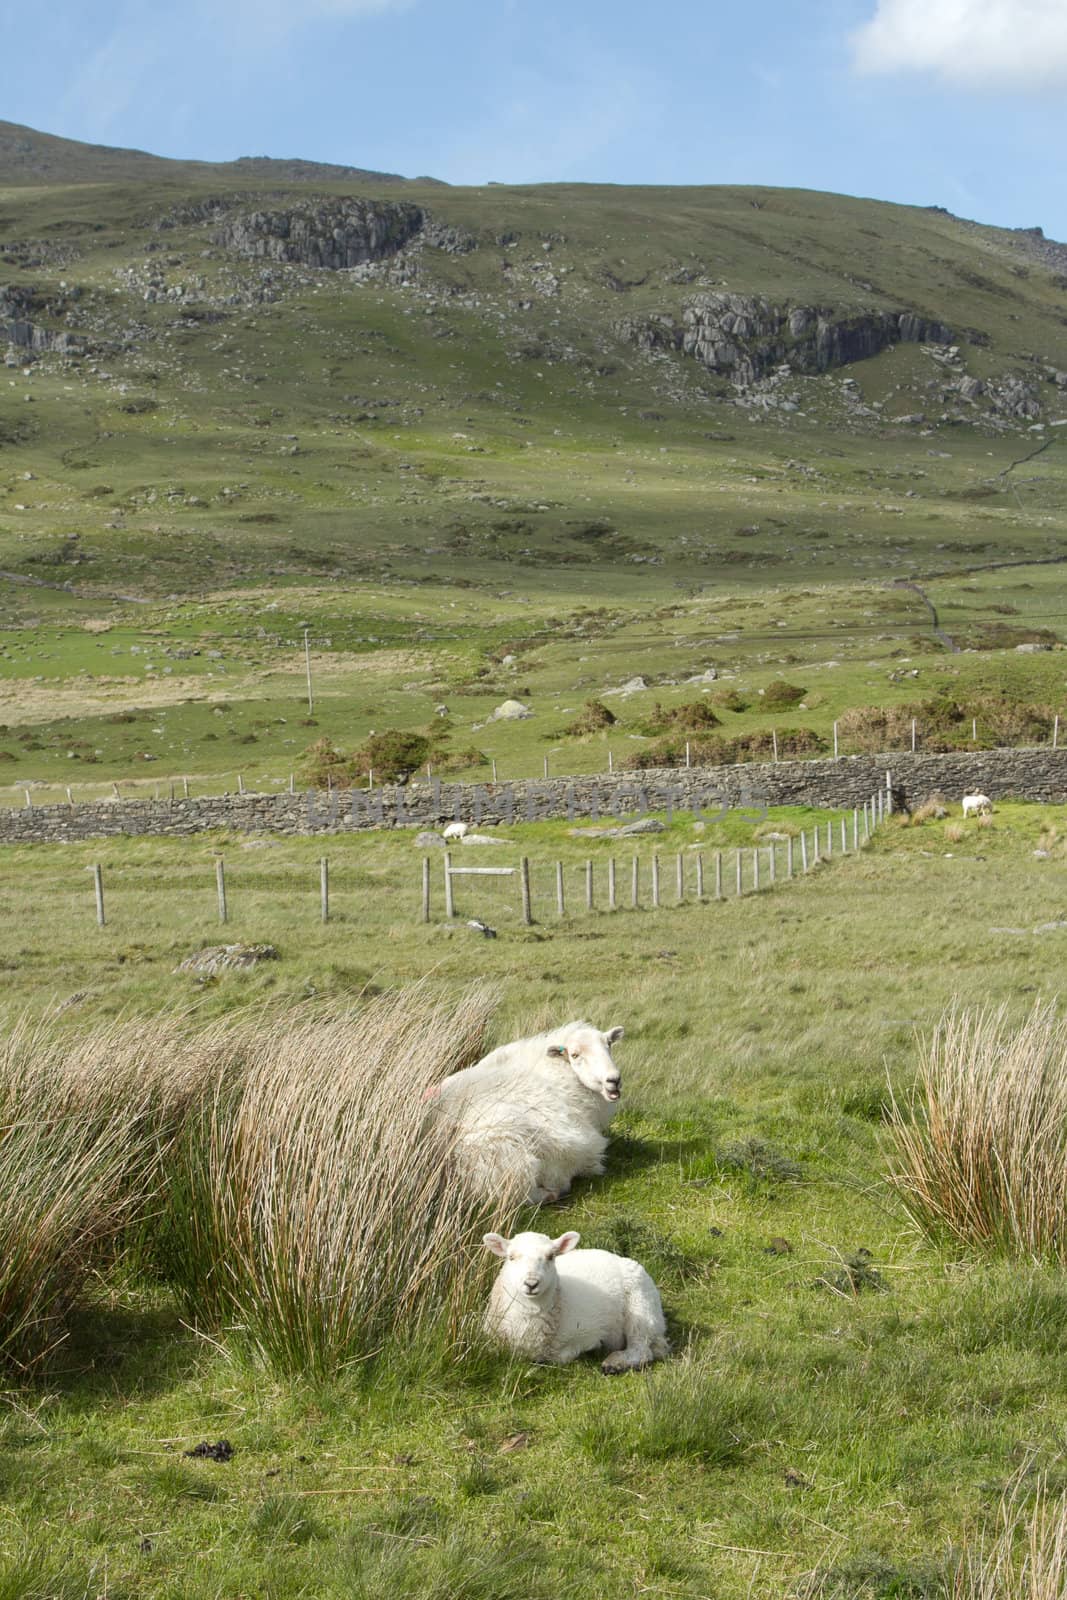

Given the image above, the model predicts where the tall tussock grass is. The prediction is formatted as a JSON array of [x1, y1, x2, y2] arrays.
[[889, 1006, 1067, 1263], [949, 1476, 1067, 1600], [0, 1012, 213, 1374], [0, 985, 507, 1380], [172, 985, 506, 1377]]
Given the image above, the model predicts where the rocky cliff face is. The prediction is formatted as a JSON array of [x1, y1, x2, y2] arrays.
[[1, 285, 83, 354], [215, 199, 426, 268], [615, 293, 952, 386]]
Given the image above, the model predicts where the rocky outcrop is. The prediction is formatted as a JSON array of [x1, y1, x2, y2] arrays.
[[1, 285, 83, 354], [615, 294, 951, 386], [215, 199, 425, 268]]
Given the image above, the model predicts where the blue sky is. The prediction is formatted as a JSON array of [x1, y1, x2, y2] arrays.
[[4, 0, 1067, 237]]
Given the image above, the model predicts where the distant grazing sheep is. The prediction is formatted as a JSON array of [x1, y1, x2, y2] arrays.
[[442, 821, 469, 840], [962, 792, 993, 818], [428, 1021, 624, 1204], [483, 1229, 670, 1374]]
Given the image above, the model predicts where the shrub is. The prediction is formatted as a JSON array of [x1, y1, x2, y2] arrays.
[[642, 700, 720, 734], [434, 745, 490, 775], [563, 699, 616, 736], [911, 795, 948, 825], [297, 730, 433, 787], [712, 687, 748, 713], [352, 730, 432, 783], [760, 679, 806, 711], [888, 1005, 1067, 1263], [624, 727, 825, 770], [944, 822, 965, 843]]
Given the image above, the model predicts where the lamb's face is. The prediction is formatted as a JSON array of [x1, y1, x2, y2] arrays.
[[483, 1230, 580, 1299], [548, 1025, 624, 1102]]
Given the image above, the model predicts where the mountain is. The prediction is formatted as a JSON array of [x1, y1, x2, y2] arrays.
[[1, 121, 1066, 609], [0, 119, 427, 188]]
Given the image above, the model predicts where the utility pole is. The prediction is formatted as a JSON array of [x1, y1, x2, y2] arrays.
[[303, 627, 314, 715]]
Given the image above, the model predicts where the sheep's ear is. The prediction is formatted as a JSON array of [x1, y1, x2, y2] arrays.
[[551, 1231, 580, 1257], [546, 1043, 567, 1058], [605, 1025, 624, 1044], [483, 1233, 509, 1257]]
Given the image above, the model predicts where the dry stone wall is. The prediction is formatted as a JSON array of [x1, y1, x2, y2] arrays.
[[2, 749, 1066, 846]]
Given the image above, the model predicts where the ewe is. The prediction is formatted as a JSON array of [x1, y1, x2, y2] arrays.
[[429, 1021, 624, 1204], [442, 821, 469, 840], [483, 1230, 670, 1374], [962, 792, 993, 818]]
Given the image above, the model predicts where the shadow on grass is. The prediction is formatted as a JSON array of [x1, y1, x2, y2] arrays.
[[33, 1296, 200, 1413]]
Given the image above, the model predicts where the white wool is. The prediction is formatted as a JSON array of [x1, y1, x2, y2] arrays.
[[962, 792, 993, 817], [431, 1021, 624, 1204], [483, 1230, 669, 1374]]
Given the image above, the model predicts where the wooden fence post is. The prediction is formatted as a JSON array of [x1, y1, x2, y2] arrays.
[[735, 848, 743, 896], [696, 851, 704, 898], [769, 843, 776, 884], [520, 857, 532, 925], [833, 721, 839, 758], [715, 850, 723, 900], [813, 827, 820, 865], [585, 859, 594, 913], [825, 821, 832, 857], [92, 864, 105, 927], [853, 808, 859, 850], [801, 831, 809, 872], [752, 848, 760, 893], [556, 860, 566, 918], [886, 771, 893, 816], [216, 858, 228, 925], [651, 853, 660, 908], [786, 834, 794, 878], [631, 855, 639, 910], [491, 758, 498, 781], [840, 818, 847, 854], [184, 776, 190, 798], [608, 857, 617, 911], [320, 857, 329, 923], [608, 749, 614, 773], [444, 852, 455, 919], [772, 728, 778, 763], [676, 851, 684, 903], [421, 857, 431, 923], [1054, 715, 1060, 751]]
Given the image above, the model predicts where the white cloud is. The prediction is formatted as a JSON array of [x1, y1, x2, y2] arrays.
[[852, 0, 1067, 89]]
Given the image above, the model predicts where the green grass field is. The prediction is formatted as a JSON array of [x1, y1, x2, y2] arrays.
[[1, 804, 1066, 1597]]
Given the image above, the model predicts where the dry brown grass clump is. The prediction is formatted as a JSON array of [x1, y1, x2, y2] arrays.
[[944, 822, 965, 844], [0, 1013, 216, 1373], [173, 984, 509, 1376], [911, 794, 948, 825], [889, 1006, 1067, 1263], [949, 1475, 1067, 1600]]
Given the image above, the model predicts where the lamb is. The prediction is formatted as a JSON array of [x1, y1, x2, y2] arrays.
[[483, 1229, 670, 1374], [442, 821, 469, 840], [429, 1020, 624, 1204], [962, 792, 993, 818]]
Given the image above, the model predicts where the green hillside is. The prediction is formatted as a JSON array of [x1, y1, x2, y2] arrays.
[[2, 124, 1066, 795]]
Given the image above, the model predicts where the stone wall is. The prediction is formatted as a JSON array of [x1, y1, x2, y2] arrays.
[[2, 748, 1065, 846]]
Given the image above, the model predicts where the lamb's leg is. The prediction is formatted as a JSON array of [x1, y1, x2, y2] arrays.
[[601, 1344, 655, 1375], [600, 1271, 670, 1374]]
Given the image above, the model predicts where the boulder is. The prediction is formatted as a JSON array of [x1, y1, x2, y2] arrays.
[[176, 944, 278, 975], [490, 699, 532, 721]]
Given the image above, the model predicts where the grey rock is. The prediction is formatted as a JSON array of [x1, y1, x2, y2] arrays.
[[176, 943, 278, 975], [415, 830, 446, 848], [216, 199, 424, 268]]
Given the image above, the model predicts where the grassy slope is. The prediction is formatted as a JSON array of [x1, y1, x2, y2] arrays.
[[1, 805, 1067, 1596], [2, 155, 1067, 799]]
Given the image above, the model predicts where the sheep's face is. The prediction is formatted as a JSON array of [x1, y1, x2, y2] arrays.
[[547, 1025, 624, 1102], [484, 1230, 579, 1299]]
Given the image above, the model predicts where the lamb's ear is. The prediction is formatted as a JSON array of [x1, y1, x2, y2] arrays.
[[483, 1233, 509, 1258], [550, 1231, 581, 1256], [605, 1025, 624, 1044], [546, 1043, 567, 1058]]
